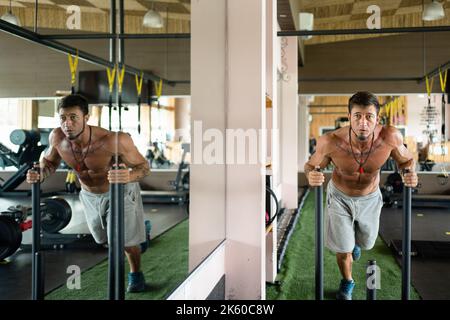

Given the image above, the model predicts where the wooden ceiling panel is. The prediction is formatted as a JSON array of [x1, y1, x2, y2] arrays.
[[315, 14, 352, 24], [3, 0, 191, 14], [136, 0, 190, 14], [396, 5, 423, 15], [2, 0, 449, 45], [312, 3, 354, 19], [399, 0, 423, 8], [12, 0, 54, 5], [351, 0, 402, 15], [123, 0, 149, 11], [300, 0, 355, 10], [278, 0, 295, 30], [291, 0, 450, 45], [85, 0, 109, 10], [51, 0, 95, 7]]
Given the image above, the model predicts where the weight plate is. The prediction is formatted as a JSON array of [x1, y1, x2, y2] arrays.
[[0, 216, 22, 260], [41, 197, 72, 234]]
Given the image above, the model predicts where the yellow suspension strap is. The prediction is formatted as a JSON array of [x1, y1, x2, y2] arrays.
[[153, 79, 163, 135], [135, 71, 144, 134], [154, 79, 163, 107], [68, 51, 79, 94], [117, 65, 126, 131], [65, 170, 77, 193], [399, 97, 406, 125], [393, 97, 399, 125], [425, 75, 435, 109], [385, 100, 392, 125], [379, 99, 388, 125], [106, 65, 117, 131], [378, 104, 384, 124], [425, 75, 435, 139], [439, 69, 448, 143], [390, 99, 395, 125], [439, 69, 448, 180], [391, 98, 397, 125]]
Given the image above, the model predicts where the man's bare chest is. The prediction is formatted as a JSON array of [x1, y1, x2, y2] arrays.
[[57, 142, 113, 172], [330, 140, 391, 174]]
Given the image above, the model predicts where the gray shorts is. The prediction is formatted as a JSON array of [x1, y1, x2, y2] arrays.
[[325, 179, 383, 253], [79, 182, 146, 247]]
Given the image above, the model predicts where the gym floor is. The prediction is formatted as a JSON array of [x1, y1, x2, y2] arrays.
[[0, 194, 188, 300], [379, 207, 450, 300], [268, 189, 449, 300]]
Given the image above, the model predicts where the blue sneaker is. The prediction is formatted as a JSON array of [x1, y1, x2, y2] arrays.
[[352, 245, 361, 261], [140, 220, 152, 253], [127, 271, 146, 293], [336, 279, 355, 300]]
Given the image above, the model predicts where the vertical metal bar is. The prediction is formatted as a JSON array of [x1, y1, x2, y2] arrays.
[[108, 184, 116, 300], [366, 260, 377, 300], [115, 1, 125, 299], [110, 163, 125, 300], [110, 0, 116, 64], [108, 95, 113, 131], [442, 94, 446, 141], [117, 0, 125, 132], [31, 162, 44, 300], [402, 185, 412, 300], [107, 0, 116, 300], [115, 181, 125, 300], [118, 94, 122, 131], [137, 96, 141, 134], [315, 184, 323, 300], [110, 0, 116, 131], [34, 0, 38, 33], [118, 0, 125, 64]]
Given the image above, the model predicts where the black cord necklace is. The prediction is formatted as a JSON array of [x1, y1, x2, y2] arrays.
[[69, 125, 92, 172], [348, 127, 375, 174]]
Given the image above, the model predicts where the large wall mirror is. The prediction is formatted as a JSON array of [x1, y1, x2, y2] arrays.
[[0, 0, 226, 301]]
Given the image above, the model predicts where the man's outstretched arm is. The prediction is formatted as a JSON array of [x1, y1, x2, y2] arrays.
[[388, 127, 418, 187], [108, 132, 150, 183], [27, 129, 61, 183], [304, 135, 332, 186]]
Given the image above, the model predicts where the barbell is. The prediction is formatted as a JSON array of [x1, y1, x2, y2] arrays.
[[0, 197, 72, 261]]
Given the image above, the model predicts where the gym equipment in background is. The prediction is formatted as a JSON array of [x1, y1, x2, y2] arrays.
[[141, 143, 190, 210], [0, 129, 47, 196], [0, 195, 101, 262]]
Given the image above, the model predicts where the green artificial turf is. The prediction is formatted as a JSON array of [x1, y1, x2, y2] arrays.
[[267, 192, 421, 300], [46, 192, 421, 301], [46, 219, 189, 300]]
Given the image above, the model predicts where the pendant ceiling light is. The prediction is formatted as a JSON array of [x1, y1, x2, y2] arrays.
[[143, 0, 163, 28], [422, 0, 445, 21], [1, 0, 21, 26]]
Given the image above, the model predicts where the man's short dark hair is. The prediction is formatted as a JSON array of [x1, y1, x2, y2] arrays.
[[58, 94, 89, 115], [348, 91, 380, 114]]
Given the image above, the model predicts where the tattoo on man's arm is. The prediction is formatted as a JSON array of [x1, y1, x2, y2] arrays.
[[130, 164, 150, 181], [398, 158, 415, 171], [41, 159, 57, 181]]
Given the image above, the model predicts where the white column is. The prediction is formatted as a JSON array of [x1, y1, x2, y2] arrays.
[[265, 0, 278, 284], [191, 0, 267, 300], [225, 0, 266, 300], [190, 0, 227, 271], [280, 36, 298, 209]]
